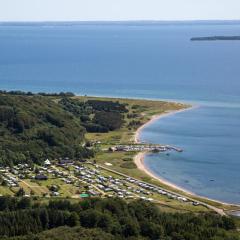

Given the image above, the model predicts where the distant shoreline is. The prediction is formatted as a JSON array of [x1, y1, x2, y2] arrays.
[[1, 20, 240, 26], [191, 36, 240, 41]]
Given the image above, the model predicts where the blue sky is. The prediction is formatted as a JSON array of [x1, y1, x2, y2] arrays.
[[0, 0, 240, 21]]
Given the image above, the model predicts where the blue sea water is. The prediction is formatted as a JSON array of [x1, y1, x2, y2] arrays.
[[0, 22, 240, 203]]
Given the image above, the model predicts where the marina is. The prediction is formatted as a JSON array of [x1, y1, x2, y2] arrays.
[[110, 144, 183, 153]]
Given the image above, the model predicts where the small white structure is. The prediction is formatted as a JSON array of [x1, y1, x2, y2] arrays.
[[104, 162, 112, 166], [44, 159, 51, 166]]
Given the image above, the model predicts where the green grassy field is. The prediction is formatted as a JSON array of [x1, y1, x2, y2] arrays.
[[0, 186, 14, 196]]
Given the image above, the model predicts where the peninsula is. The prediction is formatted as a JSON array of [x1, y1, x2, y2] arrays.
[[191, 36, 240, 41]]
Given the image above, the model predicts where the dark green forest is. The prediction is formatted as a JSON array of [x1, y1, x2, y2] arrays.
[[0, 197, 238, 240], [59, 98, 127, 132], [0, 94, 89, 166], [0, 92, 127, 166]]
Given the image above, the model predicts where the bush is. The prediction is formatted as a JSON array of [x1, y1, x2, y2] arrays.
[[120, 162, 137, 169], [94, 111, 124, 131]]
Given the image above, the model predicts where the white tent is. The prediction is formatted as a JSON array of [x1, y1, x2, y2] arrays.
[[44, 159, 51, 165]]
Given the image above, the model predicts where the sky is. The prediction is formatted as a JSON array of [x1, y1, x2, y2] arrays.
[[0, 0, 240, 21]]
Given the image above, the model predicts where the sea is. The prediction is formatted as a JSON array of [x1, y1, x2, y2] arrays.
[[0, 21, 240, 204]]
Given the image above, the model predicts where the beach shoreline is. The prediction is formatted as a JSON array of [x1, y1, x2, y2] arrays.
[[134, 152, 195, 195], [133, 106, 236, 207], [134, 107, 194, 144]]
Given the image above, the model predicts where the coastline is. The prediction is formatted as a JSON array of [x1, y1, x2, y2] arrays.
[[133, 106, 235, 206], [134, 107, 194, 144], [134, 152, 195, 196], [134, 107, 197, 196]]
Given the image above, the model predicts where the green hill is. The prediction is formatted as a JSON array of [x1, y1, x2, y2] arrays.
[[0, 92, 129, 166], [0, 93, 92, 166]]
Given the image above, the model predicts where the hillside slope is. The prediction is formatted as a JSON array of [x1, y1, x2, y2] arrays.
[[0, 94, 92, 166]]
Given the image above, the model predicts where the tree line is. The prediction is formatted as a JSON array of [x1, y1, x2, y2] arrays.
[[0, 197, 238, 240], [0, 90, 75, 97], [59, 98, 127, 133]]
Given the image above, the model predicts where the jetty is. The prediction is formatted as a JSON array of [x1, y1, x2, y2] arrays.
[[166, 145, 183, 152], [110, 144, 183, 153]]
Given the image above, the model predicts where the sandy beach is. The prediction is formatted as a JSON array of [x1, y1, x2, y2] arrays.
[[134, 107, 193, 144], [133, 106, 235, 206], [134, 151, 195, 195], [133, 107, 196, 194]]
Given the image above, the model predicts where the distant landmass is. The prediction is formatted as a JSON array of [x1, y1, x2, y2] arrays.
[[191, 36, 240, 41]]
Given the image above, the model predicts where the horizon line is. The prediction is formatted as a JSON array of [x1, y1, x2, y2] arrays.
[[0, 19, 240, 23]]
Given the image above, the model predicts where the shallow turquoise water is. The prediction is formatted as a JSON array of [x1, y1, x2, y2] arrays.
[[0, 22, 240, 203]]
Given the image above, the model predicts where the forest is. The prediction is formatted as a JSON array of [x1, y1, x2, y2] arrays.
[[59, 98, 126, 132], [0, 197, 238, 240], [0, 92, 127, 166]]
